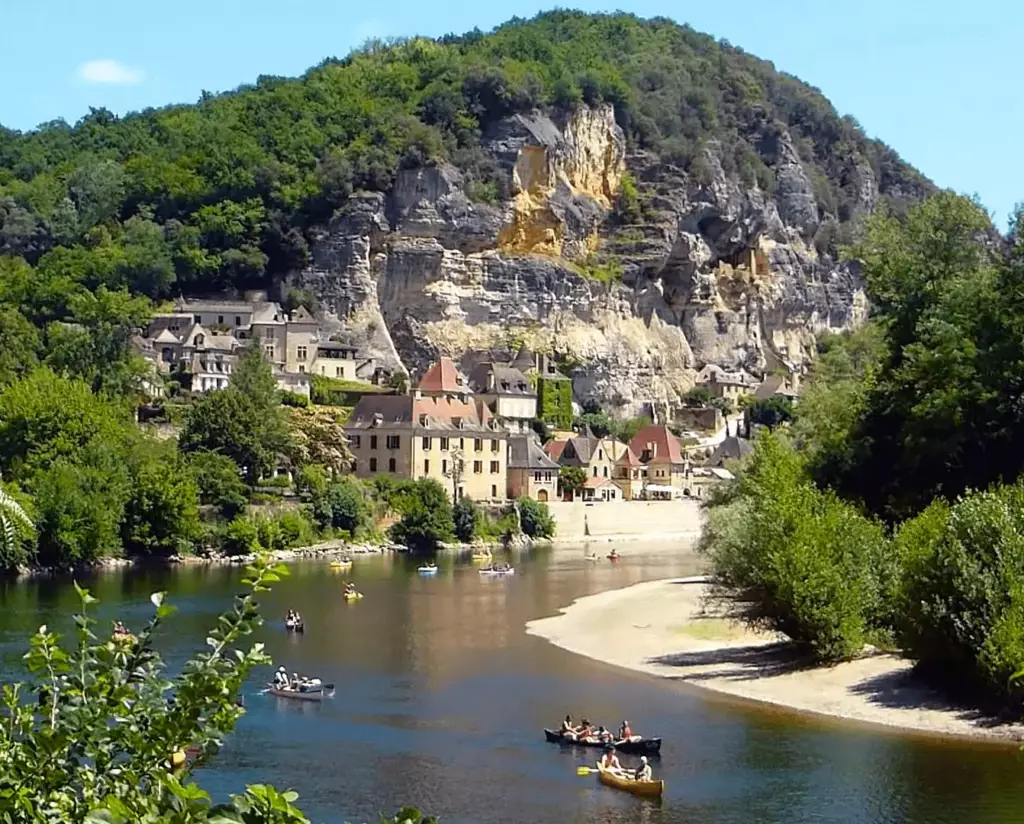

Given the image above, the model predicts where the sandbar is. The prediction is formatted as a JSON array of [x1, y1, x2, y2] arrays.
[[527, 578, 1024, 743]]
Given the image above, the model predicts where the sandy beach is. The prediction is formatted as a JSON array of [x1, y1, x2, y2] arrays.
[[527, 577, 1024, 743]]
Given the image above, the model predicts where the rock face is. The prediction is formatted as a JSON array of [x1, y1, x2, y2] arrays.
[[293, 104, 874, 416]]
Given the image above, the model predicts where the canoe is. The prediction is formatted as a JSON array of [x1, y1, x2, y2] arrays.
[[343, 591, 363, 601], [597, 765, 664, 798], [284, 621, 304, 633], [330, 559, 353, 568], [543, 728, 661, 755], [479, 567, 514, 576], [418, 565, 438, 574], [112, 632, 136, 644], [268, 686, 324, 702], [607, 554, 620, 561], [471, 553, 491, 562]]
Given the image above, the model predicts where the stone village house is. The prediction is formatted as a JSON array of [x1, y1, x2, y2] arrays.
[[344, 359, 509, 502]]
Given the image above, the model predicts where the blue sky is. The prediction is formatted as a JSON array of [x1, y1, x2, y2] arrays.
[[1, 1, 1020, 225]]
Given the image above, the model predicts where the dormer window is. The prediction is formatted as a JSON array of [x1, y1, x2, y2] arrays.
[[194, 333, 205, 346]]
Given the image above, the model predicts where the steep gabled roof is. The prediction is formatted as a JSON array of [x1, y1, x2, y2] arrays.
[[628, 425, 685, 464], [153, 328, 181, 345], [417, 357, 464, 394], [616, 446, 643, 468], [707, 436, 753, 467], [544, 440, 567, 462], [509, 437, 560, 470]]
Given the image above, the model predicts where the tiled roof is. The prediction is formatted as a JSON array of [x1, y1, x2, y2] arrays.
[[347, 393, 497, 433], [251, 303, 285, 324], [153, 328, 181, 344], [544, 440, 567, 462], [616, 446, 643, 467], [509, 437, 560, 470], [417, 358, 464, 394], [629, 425, 685, 464], [468, 363, 536, 397], [175, 299, 253, 313], [708, 436, 753, 466], [583, 476, 617, 489]]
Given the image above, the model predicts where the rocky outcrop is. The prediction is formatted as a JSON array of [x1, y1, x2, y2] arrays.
[[292, 104, 873, 415]]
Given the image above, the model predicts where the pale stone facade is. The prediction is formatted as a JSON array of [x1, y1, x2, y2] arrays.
[[344, 359, 508, 502]]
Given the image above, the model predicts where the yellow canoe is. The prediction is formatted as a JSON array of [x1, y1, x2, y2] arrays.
[[597, 766, 664, 798], [330, 559, 353, 569], [342, 591, 363, 601]]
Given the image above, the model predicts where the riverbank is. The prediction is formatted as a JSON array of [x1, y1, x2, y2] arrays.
[[527, 578, 1024, 743]]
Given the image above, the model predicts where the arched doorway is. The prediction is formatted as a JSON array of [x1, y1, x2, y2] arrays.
[[537, 489, 549, 502]]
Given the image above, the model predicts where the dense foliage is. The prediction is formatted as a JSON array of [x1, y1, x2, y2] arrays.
[[452, 495, 480, 543], [389, 479, 455, 553], [517, 497, 555, 540], [701, 431, 891, 662], [703, 194, 1024, 707]]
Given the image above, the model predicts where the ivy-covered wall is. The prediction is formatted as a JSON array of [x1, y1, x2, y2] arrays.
[[538, 376, 573, 429]]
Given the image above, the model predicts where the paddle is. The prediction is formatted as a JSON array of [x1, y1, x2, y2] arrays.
[[576, 767, 599, 776]]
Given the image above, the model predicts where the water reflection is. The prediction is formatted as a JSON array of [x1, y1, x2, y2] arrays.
[[0, 545, 1021, 823]]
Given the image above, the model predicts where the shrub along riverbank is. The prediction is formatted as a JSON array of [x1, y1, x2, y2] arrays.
[[702, 193, 1024, 711]]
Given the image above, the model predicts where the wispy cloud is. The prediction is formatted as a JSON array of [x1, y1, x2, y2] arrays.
[[77, 59, 145, 85]]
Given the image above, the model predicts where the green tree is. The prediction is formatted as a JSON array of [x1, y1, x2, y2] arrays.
[[701, 431, 891, 662], [179, 389, 278, 482], [517, 497, 555, 539], [683, 386, 713, 407], [453, 495, 480, 542], [221, 515, 262, 556], [33, 460, 128, 567], [121, 442, 201, 558], [0, 307, 40, 386], [186, 450, 250, 518], [746, 397, 794, 430], [0, 369, 132, 482], [311, 478, 370, 535], [389, 479, 454, 553], [558, 465, 586, 498]]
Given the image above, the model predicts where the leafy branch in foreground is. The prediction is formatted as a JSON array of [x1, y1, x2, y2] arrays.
[[0, 555, 433, 823]]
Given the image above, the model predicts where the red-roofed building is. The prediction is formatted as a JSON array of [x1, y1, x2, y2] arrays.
[[416, 357, 469, 399], [613, 446, 648, 500], [345, 359, 508, 501], [628, 425, 687, 491]]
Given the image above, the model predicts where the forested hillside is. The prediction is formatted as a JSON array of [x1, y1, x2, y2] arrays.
[[0, 10, 930, 304]]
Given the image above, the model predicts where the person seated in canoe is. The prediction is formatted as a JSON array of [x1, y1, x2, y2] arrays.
[[273, 666, 289, 688], [577, 718, 594, 739], [560, 714, 576, 735], [634, 756, 652, 782], [112, 620, 129, 636], [598, 747, 623, 774], [344, 583, 356, 594], [618, 719, 636, 741], [596, 726, 614, 744]]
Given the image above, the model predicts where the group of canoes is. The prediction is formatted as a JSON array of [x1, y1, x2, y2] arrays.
[[545, 716, 661, 754]]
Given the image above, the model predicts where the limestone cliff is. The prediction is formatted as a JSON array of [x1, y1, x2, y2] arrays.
[[294, 104, 879, 415]]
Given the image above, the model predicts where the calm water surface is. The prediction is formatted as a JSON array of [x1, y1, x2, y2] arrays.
[[1, 544, 1023, 824]]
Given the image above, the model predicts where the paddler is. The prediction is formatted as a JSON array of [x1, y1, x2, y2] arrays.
[[634, 755, 652, 782], [598, 746, 622, 774], [560, 714, 576, 735], [618, 719, 634, 741]]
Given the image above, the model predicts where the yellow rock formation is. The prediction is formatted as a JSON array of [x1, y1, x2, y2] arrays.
[[498, 106, 625, 260]]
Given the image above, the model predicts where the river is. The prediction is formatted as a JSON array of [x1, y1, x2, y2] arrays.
[[2, 543, 1024, 824]]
